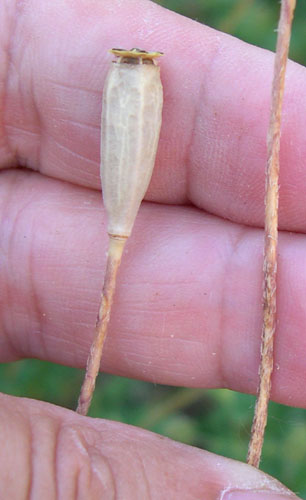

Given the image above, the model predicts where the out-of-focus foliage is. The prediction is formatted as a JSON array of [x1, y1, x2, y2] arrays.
[[156, 0, 306, 65], [1, 1, 306, 498]]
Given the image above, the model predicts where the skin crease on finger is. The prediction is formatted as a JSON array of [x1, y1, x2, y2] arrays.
[[0, 393, 299, 499]]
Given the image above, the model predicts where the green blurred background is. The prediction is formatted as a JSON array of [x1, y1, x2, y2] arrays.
[[1, 0, 306, 497]]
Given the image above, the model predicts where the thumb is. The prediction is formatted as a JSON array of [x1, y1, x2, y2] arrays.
[[0, 393, 299, 499]]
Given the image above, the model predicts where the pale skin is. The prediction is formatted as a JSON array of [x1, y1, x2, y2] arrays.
[[1, 0, 306, 498]]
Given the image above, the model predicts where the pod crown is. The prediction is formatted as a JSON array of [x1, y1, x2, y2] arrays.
[[110, 48, 163, 65]]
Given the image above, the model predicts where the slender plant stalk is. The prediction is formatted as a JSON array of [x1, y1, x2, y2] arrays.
[[247, 0, 296, 468], [76, 235, 126, 416]]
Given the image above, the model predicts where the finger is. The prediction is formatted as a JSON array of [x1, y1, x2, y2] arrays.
[[2, 0, 306, 231], [1, 169, 306, 407], [0, 393, 299, 499]]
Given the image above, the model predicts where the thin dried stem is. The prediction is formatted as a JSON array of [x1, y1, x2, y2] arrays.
[[247, 0, 296, 468], [76, 235, 127, 416]]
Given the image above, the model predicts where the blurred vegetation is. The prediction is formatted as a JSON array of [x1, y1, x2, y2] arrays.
[[156, 0, 306, 65], [1, 0, 306, 497]]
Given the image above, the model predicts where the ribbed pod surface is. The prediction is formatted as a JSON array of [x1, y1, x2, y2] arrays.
[[101, 61, 163, 237]]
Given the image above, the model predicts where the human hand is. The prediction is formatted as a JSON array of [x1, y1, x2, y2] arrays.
[[1, 0, 305, 498]]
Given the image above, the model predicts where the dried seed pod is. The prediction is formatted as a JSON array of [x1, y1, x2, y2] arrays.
[[76, 48, 163, 416], [101, 48, 163, 237]]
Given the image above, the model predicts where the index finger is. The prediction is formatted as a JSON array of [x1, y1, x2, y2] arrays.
[[2, 0, 306, 230]]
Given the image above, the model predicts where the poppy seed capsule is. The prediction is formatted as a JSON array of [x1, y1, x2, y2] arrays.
[[101, 49, 163, 237], [76, 49, 163, 416]]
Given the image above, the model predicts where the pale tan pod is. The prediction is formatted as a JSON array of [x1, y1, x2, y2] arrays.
[[76, 49, 163, 416], [101, 52, 163, 237]]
